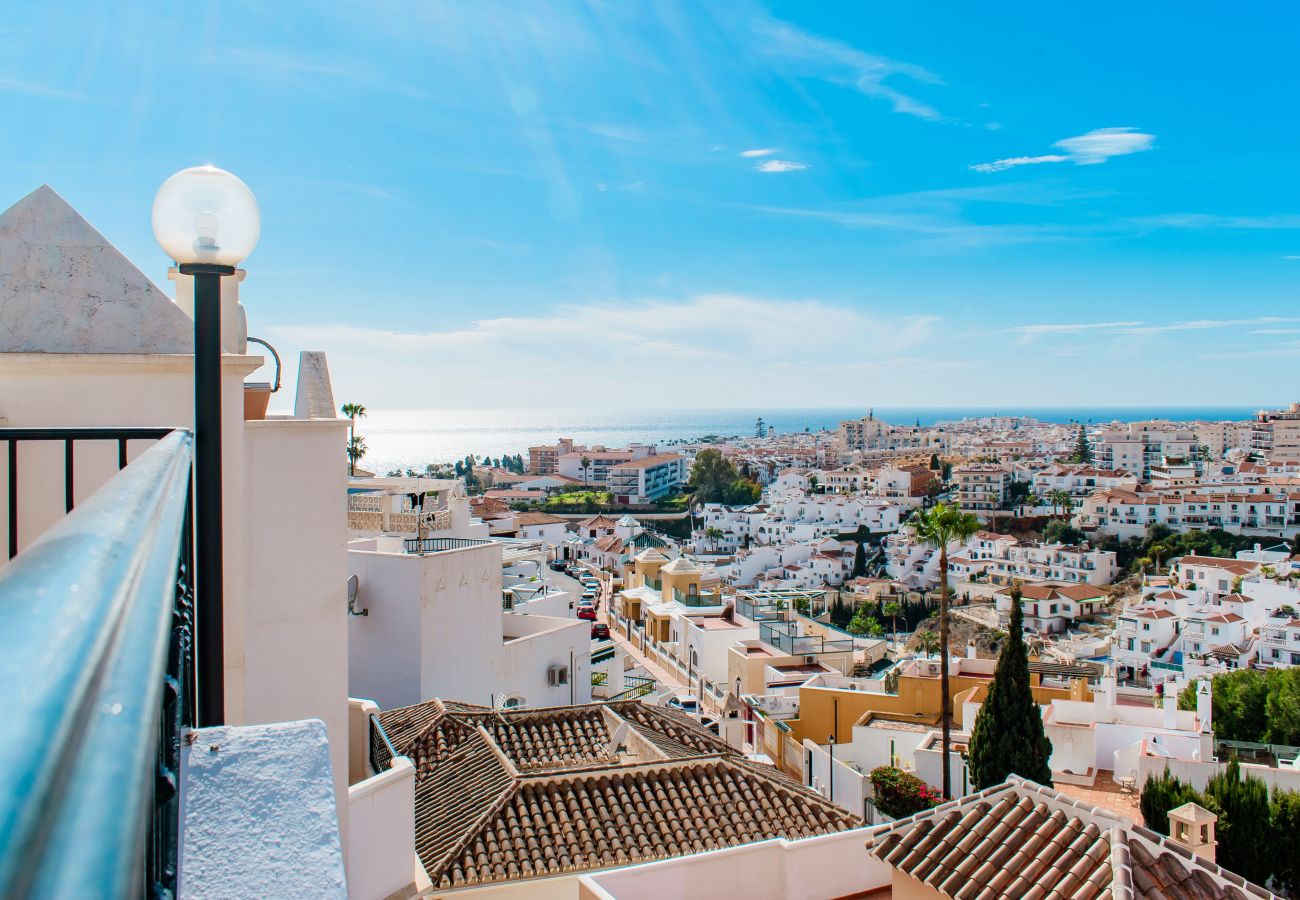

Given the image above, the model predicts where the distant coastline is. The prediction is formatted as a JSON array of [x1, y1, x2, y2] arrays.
[[356, 405, 1264, 474]]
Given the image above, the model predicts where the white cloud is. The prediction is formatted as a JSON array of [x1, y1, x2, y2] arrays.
[[754, 159, 809, 173], [264, 295, 943, 409], [740, 148, 777, 157], [1055, 127, 1155, 164], [972, 127, 1155, 173]]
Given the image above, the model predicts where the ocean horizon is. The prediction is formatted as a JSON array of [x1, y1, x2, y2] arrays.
[[355, 405, 1266, 474]]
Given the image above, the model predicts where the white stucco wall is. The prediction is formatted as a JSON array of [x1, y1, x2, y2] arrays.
[[347, 757, 421, 900], [179, 720, 347, 899]]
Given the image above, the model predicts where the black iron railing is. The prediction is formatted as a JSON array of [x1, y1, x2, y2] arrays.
[[0, 429, 194, 898], [369, 713, 398, 774], [4, 426, 175, 560], [403, 536, 492, 554]]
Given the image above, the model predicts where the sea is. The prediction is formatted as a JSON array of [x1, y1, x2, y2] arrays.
[[357, 406, 1262, 475]]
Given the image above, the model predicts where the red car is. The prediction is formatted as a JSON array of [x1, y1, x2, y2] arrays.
[[577, 607, 597, 621], [590, 623, 611, 640]]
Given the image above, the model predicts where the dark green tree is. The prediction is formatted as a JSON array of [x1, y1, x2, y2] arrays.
[[966, 583, 1053, 789], [1139, 767, 1210, 835], [1272, 788, 1300, 897], [1069, 425, 1093, 463], [852, 542, 867, 578], [1205, 759, 1271, 886]]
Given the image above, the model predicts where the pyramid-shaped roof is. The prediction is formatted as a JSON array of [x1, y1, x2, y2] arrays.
[[0, 185, 192, 353]]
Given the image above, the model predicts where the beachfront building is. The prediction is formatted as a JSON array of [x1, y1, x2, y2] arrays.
[[527, 436, 582, 474], [1251, 401, 1300, 456], [607, 452, 688, 503], [557, 443, 659, 485]]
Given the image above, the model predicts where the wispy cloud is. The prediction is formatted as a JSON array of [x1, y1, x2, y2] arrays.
[[740, 148, 777, 158], [1014, 316, 1300, 337], [972, 127, 1155, 173], [752, 17, 943, 121], [754, 159, 808, 173], [1013, 321, 1144, 335], [0, 76, 93, 102], [266, 295, 946, 409], [1129, 213, 1300, 230], [223, 47, 426, 98]]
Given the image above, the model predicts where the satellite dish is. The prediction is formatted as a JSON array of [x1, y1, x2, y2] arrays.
[[347, 574, 368, 617]]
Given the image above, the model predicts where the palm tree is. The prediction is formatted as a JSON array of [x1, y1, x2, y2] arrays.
[[915, 629, 941, 656], [883, 601, 902, 647], [346, 434, 367, 474], [1047, 488, 1071, 519], [580, 455, 592, 486], [703, 526, 723, 551], [341, 402, 367, 475], [912, 501, 981, 800]]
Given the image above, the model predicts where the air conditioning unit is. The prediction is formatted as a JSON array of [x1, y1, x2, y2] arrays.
[[547, 664, 570, 686]]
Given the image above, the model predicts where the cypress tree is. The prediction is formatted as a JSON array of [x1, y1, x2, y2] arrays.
[[852, 541, 867, 577], [967, 583, 1053, 788], [1206, 758, 1271, 886]]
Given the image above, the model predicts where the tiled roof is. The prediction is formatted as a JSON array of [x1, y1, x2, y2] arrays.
[[997, 582, 1106, 602], [513, 511, 568, 526], [380, 699, 857, 890], [866, 776, 1271, 900]]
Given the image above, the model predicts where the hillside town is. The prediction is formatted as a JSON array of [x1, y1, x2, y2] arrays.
[[5, 55, 1300, 900]]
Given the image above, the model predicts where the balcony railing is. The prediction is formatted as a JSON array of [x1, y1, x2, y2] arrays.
[[369, 713, 398, 775], [403, 536, 492, 554], [0, 429, 194, 898], [760, 621, 854, 656]]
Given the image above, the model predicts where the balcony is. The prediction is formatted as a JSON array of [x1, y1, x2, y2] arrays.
[[403, 536, 492, 554], [759, 620, 853, 656], [0, 428, 196, 896], [672, 585, 723, 607]]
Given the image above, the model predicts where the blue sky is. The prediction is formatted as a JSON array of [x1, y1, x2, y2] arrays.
[[4, 2, 1299, 410]]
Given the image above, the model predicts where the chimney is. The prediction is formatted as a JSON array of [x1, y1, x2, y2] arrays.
[[1095, 669, 1117, 719], [1163, 693, 1178, 730], [1167, 803, 1218, 863], [1196, 680, 1212, 730]]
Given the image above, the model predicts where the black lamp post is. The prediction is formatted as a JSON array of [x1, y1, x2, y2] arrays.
[[153, 166, 260, 727], [827, 733, 836, 805]]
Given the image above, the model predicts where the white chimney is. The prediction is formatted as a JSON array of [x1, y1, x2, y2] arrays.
[[1163, 693, 1178, 730], [1196, 680, 1212, 730]]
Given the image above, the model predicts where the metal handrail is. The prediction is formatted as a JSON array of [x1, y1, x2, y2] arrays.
[[0, 430, 194, 898], [403, 537, 492, 554], [369, 713, 398, 774]]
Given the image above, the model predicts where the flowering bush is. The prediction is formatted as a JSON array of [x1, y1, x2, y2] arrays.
[[869, 766, 942, 819]]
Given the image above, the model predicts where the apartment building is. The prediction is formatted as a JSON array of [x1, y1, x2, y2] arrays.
[[556, 443, 658, 485], [993, 582, 1107, 633], [947, 534, 1118, 587], [1078, 486, 1299, 538], [1031, 463, 1137, 497], [527, 437, 582, 474], [1195, 420, 1255, 460], [835, 413, 891, 452], [954, 463, 1011, 511], [607, 452, 688, 502], [875, 463, 939, 506], [1251, 401, 1300, 457], [1092, 422, 1202, 480]]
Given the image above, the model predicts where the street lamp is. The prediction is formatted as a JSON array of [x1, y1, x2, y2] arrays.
[[826, 733, 836, 805], [152, 165, 260, 727]]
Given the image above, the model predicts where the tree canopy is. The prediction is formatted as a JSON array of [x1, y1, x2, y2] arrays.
[[688, 449, 763, 504], [1178, 668, 1300, 745]]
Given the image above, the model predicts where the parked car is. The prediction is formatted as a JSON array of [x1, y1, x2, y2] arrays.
[[577, 607, 597, 621], [590, 623, 610, 640], [548, 560, 566, 571]]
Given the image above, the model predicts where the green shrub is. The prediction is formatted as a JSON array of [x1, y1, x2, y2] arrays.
[[869, 766, 941, 818]]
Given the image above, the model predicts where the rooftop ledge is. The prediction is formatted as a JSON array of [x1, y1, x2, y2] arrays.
[[0, 352, 265, 376]]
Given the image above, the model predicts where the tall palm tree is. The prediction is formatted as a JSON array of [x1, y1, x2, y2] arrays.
[[580, 455, 592, 486], [883, 601, 902, 647], [341, 402, 367, 475], [1047, 488, 1071, 519], [703, 526, 723, 551], [346, 435, 367, 474], [913, 501, 981, 800]]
